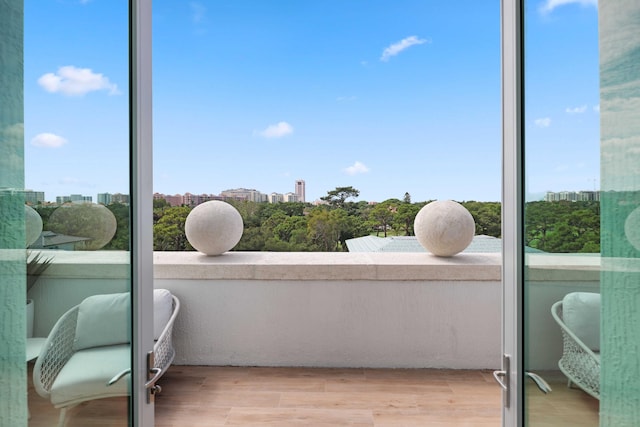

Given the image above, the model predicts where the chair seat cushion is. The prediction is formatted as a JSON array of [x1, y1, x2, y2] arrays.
[[74, 293, 131, 351], [562, 292, 600, 351], [154, 289, 173, 340], [50, 344, 130, 407]]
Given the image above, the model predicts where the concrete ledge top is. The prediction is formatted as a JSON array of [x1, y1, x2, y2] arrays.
[[26, 250, 604, 282], [153, 251, 502, 281]]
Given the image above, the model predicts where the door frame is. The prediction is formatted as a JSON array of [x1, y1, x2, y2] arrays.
[[131, 0, 155, 425], [501, 0, 524, 425]]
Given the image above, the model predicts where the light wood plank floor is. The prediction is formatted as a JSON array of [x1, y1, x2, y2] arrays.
[[28, 365, 598, 426], [525, 370, 599, 427]]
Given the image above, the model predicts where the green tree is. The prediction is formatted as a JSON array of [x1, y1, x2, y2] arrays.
[[35, 206, 57, 228], [337, 212, 369, 248], [258, 202, 306, 219], [153, 206, 192, 251], [103, 202, 130, 250], [393, 203, 422, 236], [273, 216, 308, 243], [234, 226, 266, 251], [260, 211, 289, 237], [153, 198, 170, 210], [226, 200, 262, 227], [461, 201, 501, 238], [368, 200, 400, 237], [524, 201, 566, 250], [320, 186, 360, 208], [306, 207, 352, 251], [525, 201, 599, 253]]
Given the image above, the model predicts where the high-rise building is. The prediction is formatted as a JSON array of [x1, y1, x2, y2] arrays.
[[269, 193, 284, 203], [544, 190, 600, 202], [221, 188, 266, 203], [97, 193, 112, 205], [284, 192, 298, 202], [56, 194, 92, 204], [295, 179, 305, 203], [23, 190, 45, 205], [111, 193, 130, 204]]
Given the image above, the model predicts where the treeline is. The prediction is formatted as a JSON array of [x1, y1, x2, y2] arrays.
[[33, 202, 130, 250], [32, 192, 601, 253], [151, 187, 502, 252], [525, 200, 600, 253]]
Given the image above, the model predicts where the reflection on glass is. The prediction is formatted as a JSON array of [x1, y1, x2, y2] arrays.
[[599, 1, 640, 425], [23, 1, 132, 425], [523, 0, 600, 425]]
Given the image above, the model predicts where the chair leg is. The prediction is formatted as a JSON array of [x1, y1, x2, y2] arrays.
[[567, 379, 574, 389], [57, 407, 68, 427]]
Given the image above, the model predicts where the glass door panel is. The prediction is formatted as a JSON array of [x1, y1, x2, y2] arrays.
[[18, 1, 135, 425], [522, 0, 600, 425], [522, 0, 640, 425]]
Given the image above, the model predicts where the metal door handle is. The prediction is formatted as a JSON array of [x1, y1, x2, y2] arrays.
[[108, 367, 162, 389], [492, 370, 508, 390], [526, 371, 552, 394], [107, 368, 131, 386], [492, 354, 511, 408], [145, 351, 162, 402], [145, 367, 162, 389]]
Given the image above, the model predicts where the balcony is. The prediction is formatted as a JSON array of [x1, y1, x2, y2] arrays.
[[27, 365, 599, 426], [26, 251, 599, 425]]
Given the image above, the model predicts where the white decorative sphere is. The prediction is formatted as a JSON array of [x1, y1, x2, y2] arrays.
[[625, 206, 640, 251], [414, 200, 475, 257], [48, 203, 117, 250], [25, 205, 43, 247], [185, 201, 244, 255]]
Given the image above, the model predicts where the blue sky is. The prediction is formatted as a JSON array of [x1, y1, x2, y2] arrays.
[[24, 0, 599, 204]]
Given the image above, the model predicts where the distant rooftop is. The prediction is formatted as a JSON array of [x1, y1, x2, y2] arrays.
[[29, 230, 91, 250], [346, 235, 543, 253]]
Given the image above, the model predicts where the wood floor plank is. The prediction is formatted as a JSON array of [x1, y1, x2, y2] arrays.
[[325, 378, 453, 395], [27, 365, 599, 426], [225, 407, 374, 426], [279, 390, 419, 411]]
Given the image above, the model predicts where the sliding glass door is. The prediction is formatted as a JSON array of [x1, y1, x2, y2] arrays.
[[503, 0, 640, 425], [0, 1, 153, 425]]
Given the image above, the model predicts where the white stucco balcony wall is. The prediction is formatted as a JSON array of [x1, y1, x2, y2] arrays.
[[27, 251, 599, 370], [154, 252, 502, 369]]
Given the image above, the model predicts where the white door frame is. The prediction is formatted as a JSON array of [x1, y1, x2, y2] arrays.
[[501, 0, 524, 425], [131, 0, 155, 425]]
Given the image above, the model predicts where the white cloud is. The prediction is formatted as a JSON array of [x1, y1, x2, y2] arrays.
[[535, 117, 552, 127], [593, 104, 600, 112], [31, 133, 68, 148], [38, 66, 119, 96], [255, 121, 294, 139], [566, 105, 588, 114], [57, 176, 96, 189], [344, 161, 370, 176], [337, 96, 357, 102], [1, 122, 23, 139], [60, 177, 81, 185], [539, 0, 597, 14], [380, 36, 429, 62], [190, 2, 206, 24]]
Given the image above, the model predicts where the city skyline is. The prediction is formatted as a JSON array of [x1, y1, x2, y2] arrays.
[[29, 184, 604, 207], [23, 1, 599, 204]]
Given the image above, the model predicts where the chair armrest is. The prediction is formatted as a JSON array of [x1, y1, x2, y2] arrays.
[[551, 301, 600, 361], [153, 295, 180, 377], [33, 306, 80, 398]]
